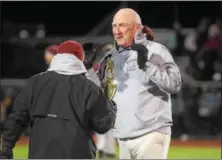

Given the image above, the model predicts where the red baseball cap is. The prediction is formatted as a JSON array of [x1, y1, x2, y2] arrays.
[[57, 40, 84, 61]]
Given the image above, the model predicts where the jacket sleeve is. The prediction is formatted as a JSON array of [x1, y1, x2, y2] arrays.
[[1, 76, 36, 150], [144, 45, 182, 94], [85, 82, 117, 134]]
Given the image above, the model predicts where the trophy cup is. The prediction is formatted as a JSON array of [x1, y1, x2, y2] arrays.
[[102, 55, 117, 100]]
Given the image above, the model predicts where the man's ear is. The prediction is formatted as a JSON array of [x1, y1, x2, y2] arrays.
[[135, 24, 142, 31]]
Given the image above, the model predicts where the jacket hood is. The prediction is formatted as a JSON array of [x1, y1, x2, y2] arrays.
[[47, 53, 87, 75]]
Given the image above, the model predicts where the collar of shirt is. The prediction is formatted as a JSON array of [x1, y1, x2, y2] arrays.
[[118, 46, 131, 53]]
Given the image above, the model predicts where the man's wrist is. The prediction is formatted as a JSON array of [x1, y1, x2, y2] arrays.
[[143, 62, 158, 78]]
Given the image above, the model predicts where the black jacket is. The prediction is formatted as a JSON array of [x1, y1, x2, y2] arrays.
[[1, 71, 116, 159]]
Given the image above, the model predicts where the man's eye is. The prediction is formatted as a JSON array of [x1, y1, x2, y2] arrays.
[[120, 23, 126, 27]]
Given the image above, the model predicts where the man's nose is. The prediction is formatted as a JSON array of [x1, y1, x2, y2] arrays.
[[115, 30, 123, 36], [115, 32, 122, 36]]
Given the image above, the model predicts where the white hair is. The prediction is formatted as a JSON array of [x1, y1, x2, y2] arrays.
[[115, 8, 142, 25], [135, 13, 142, 25], [133, 10, 142, 25]]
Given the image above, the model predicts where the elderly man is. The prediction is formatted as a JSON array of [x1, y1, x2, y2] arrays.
[[98, 8, 181, 159]]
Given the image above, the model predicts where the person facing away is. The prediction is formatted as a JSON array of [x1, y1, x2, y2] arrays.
[[97, 8, 182, 159], [0, 40, 117, 159]]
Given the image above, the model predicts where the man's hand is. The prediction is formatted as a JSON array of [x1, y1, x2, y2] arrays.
[[0, 148, 13, 159], [83, 41, 98, 70], [131, 44, 149, 69]]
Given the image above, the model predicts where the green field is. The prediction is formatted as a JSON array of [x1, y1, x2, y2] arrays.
[[13, 144, 221, 159]]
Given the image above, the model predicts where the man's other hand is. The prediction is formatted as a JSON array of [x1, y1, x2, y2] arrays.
[[131, 44, 149, 69]]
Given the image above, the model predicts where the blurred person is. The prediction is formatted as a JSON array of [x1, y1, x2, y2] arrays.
[[83, 41, 117, 159], [184, 31, 197, 54], [206, 19, 222, 51], [173, 21, 185, 56], [44, 44, 58, 66], [0, 40, 117, 159], [208, 19, 221, 39], [97, 8, 181, 159], [198, 85, 221, 135], [184, 31, 201, 77], [198, 19, 222, 80], [196, 17, 211, 51]]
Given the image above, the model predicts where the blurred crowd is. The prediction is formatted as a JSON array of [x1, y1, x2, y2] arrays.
[[173, 17, 222, 81], [1, 17, 221, 139], [171, 17, 222, 138]]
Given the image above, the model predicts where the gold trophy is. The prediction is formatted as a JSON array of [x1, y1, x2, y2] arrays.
[[102, 55, 117, 100]]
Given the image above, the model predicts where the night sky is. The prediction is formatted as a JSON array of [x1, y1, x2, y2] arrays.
[[2, 1, 222, 36]]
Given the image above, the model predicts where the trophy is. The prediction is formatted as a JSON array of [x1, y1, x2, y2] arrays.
[[102, 55, 118, 100]]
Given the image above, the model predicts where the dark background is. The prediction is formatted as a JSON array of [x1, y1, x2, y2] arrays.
[[2, 1, 221, 36]]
